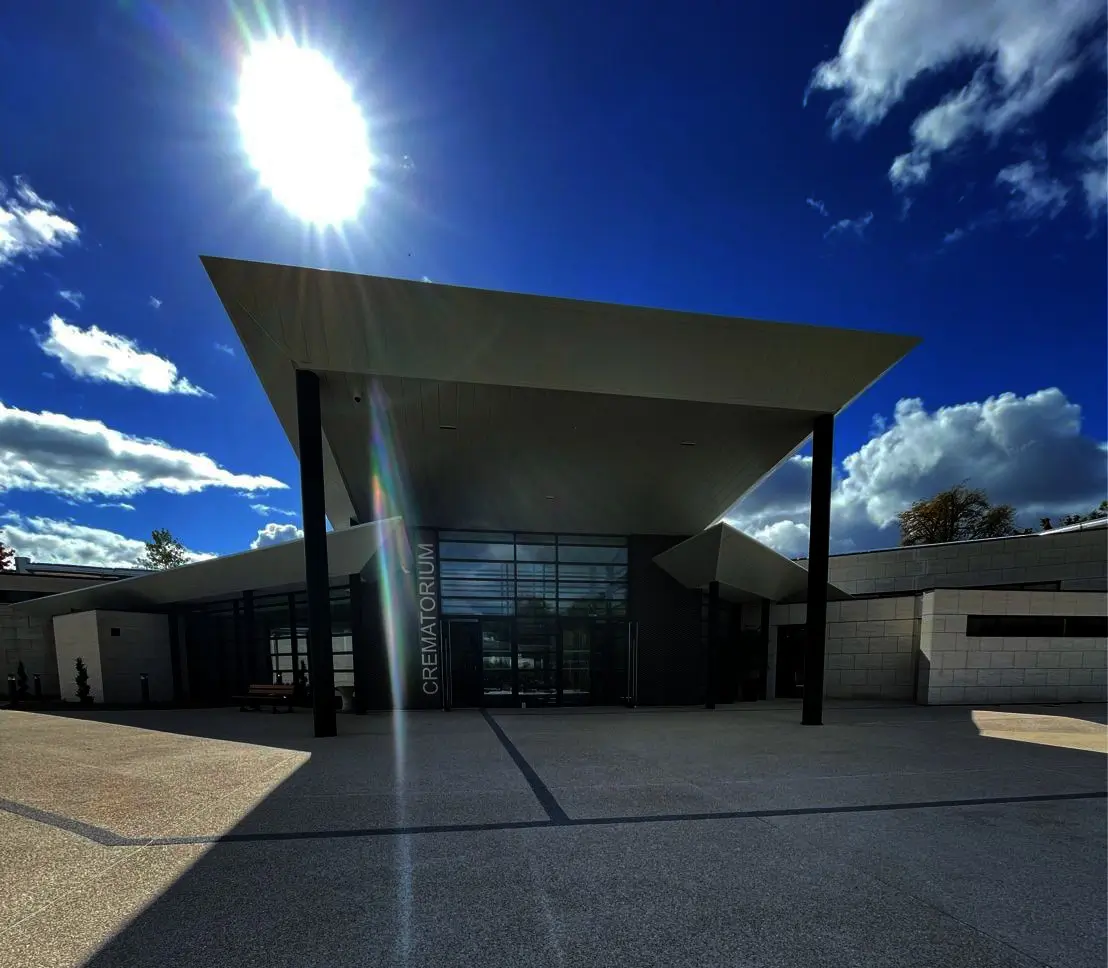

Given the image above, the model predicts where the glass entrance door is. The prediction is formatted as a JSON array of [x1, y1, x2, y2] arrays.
[[517, 620, 557, 706], [560, 620, 592, 705], [480, 620, 514, 706]]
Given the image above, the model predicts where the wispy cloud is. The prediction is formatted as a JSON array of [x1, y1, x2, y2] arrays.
[[420, 275, 433, 283], [36, 316, 211, 397], [825, 211, 874, 238], [0, 177, 80, 267], [250, 502, 297, 518], [942, 227, 965, 245], [805, 197, 829, 217], [214, 342, 235, 356], [1075, 110, 1107, 217], [96, 501, 136, 511], [148, 296, 162, 310], [58, 289, 83, 308], [996, 161, 1069, 220]]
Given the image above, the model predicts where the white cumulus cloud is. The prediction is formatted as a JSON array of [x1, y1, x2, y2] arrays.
[[726, 387, 1107, 556], [251, 521, 304, 549], [0, 177, 80, 267], [0, 514, 212, 568], [0, 400, 286, 500], [36, 316, 211, 397], [809, 0, 1105, 189]]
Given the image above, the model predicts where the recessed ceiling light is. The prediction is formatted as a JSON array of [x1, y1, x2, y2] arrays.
[[545, 495, 555, 500]]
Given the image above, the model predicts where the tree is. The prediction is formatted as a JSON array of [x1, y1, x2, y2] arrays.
[[135, 528, 190, 570], [0, 540, 13, 571], [1040, 500, 1108, 531], [898, 483, 1022, 546], [74, 657, 92, 704]]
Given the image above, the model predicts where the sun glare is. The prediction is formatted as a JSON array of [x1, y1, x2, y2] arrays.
[[236, 36, 371, 225]]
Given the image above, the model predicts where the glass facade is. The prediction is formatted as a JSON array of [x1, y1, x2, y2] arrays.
[[181, 533, 635, 708], [438, 531, 629, 706], [186, 581, 356, 700], [438, 531, 628, 618]]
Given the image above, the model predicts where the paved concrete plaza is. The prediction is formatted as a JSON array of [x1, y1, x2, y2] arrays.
[[0, 701, 1105, 968]]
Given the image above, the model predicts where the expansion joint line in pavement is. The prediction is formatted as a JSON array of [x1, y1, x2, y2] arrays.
[[2, 790, 1105, 849], [480, 708, 569, 823]]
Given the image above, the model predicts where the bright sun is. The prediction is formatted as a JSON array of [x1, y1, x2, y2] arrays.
[[236, 37, 371, 226]]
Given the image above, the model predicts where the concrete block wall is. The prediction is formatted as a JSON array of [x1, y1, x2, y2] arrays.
[[822, 527, 1107, 596], [96, 611, 173, 703], [0, 607, 60, 696], [918, 589, 1107, 705], [53, 612, 104, 703], [768, 595, 919, 701], [52, 610, 172, 704]]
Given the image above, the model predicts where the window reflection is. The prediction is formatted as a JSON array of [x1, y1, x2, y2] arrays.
[[437, 532, 628, 619]]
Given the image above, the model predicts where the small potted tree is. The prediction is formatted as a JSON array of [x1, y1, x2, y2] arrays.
[[74, 657, 93, 705], [15, 661, 29, 703]]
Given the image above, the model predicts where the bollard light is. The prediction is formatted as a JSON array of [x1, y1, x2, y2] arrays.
[[6, 674, 16, 705], [140, 673, 150, 705], [33, 674, 42, 700]]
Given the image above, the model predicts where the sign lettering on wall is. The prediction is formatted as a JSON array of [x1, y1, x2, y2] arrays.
[[410, 529, 440, 706]]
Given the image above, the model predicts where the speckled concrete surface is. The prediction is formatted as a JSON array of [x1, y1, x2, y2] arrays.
[[0, 703, 1104, 967]]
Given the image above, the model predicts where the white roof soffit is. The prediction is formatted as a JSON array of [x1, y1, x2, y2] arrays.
[[201, 256, 920, 534], [653, 522, 852, 604], [15, 518, 404, 617]]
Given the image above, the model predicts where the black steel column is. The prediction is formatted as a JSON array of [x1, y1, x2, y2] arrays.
[[297, 368, 337, 738], [706, 580, 720, 709], [350, 573, 370, 714], [802, 413, 834, 725], [759, 598, 771, 700]]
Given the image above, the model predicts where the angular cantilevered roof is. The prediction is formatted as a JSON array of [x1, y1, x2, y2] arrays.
[[201, 256, 920, 535], [653, 522, 852, 603], [16, 519, 403, 617]]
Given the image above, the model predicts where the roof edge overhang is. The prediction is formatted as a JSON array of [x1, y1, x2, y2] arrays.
[[15, 517, 406, 618], [654, 522, 852, 604]]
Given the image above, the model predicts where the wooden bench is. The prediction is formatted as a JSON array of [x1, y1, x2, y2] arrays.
[[235, 683, 295, 713]]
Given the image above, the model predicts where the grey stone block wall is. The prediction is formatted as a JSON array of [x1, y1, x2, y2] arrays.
[[822, 527, 1107, 596], [0, 606, 59, 696], [918, 589, 1108, 705], [768, 595, 919, 701]]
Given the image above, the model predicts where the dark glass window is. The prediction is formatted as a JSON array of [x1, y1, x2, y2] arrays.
[[1064, 615, 1108, 637], [439, 541, 514, 560], [557, 544, 627, 564], [965, 614, 1106, 637]]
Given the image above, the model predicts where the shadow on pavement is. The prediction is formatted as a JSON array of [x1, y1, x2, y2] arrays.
[[2, 702, 1105, 968]]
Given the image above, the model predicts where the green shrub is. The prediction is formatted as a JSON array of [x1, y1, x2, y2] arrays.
[[75, 657, 92, 704]]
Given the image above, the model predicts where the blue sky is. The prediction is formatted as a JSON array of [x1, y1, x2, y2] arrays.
[[0, 0, 1105, 565]]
